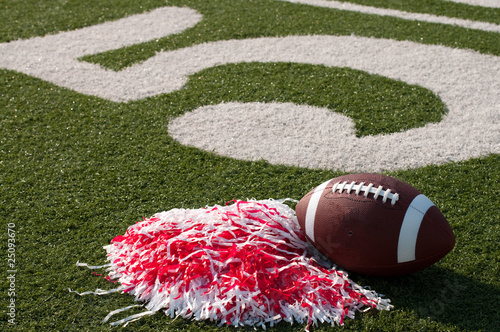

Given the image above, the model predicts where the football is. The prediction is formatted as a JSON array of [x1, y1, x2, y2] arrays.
[[295, 173, 455, 276]]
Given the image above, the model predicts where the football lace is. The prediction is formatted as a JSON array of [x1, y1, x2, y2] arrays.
[[331, 181, 400, 206]]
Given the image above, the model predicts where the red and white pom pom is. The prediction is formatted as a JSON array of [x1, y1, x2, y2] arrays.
[[78, 199, 392, 329]]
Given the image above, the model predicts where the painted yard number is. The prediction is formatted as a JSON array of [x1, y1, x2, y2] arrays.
[[1, 5, 498, 171]]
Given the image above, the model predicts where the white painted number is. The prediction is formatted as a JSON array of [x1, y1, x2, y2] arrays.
[[1, 4, 498, 171]]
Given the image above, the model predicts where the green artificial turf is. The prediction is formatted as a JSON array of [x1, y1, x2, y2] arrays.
[[0, 0, 498, 331], [76, 0, 500, 71]]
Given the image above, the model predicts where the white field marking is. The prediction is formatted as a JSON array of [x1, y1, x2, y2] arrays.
[[0, 6, 202, 102], [397, 194, 435, 263], [279, 0, 500, 32], [305, 179, 332, 241], [167, 36, 499, 171], [0, 7, 498, 171], [446, 0, 500, 8]]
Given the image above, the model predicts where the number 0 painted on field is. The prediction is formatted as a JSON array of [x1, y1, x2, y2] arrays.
[[0, 5, 498, 171]]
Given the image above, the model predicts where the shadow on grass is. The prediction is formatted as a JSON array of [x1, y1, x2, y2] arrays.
[[357, 266, 500, 332]]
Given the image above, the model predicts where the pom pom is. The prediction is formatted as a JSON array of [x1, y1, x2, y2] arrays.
[[79, 200, 392, 329]]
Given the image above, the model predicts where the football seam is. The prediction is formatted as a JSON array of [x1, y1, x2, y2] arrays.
[[324, 195, 404, 210], [408, 204, 430, 215], [421, 207, 456, 239]]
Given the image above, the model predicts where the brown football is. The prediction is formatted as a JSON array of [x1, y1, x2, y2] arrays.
[[295, 173, 455, 276]]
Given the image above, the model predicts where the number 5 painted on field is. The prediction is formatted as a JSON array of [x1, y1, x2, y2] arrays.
[[0, 6, 498, 171]]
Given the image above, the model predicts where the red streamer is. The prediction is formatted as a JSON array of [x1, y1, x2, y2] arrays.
[[100, 200, 392, 329]]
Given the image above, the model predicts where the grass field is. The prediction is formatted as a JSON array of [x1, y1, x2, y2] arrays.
[[1, 0, 499, 331]]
